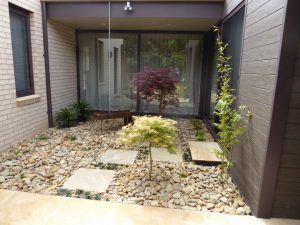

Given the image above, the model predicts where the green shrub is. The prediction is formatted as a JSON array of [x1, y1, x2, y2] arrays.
[[55, 107, 77, 128], [84, 191, 92, 199], [72, 100, 92, 122], [191, 118, 206, 141], [195, 131, 205, 141], [69, 134, 77, 141], [179, 172, 188, 178], [191, 118, 203, 130], [94, 194, 101, 200], [118, 116, 178, 180], [183, 152, 192, 162], [57, 188, 72, 197], [82, 146, 91, 151], [75, 189, 84, 195], [36, 134, 48, 141], [15, 149, 21, 155]]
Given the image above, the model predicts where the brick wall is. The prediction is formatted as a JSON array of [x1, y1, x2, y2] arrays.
[[0, 0, 48, 152], [48, 20, 77, 114]]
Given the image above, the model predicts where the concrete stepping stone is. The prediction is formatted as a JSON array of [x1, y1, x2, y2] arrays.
[[151, 148, 182, 163], [62, 168, 115, 192], [188, 141, 221, 163], [98, 150, 138, 165]]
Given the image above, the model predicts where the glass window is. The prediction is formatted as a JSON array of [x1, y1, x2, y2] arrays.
[[9, 5, 34, 97], [78, 32, 203, 115], [78, 33, 138, 111], [222, 5, 245, 93], [206, 5, 245, 121], [208, 34, 218, 121], [140, 33, 203, 115]]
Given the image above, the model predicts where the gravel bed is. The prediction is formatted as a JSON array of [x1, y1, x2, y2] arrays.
[[0, 118, 250, 215]]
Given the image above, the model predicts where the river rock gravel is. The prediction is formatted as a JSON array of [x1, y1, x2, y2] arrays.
[[0, 118, 251, 215]]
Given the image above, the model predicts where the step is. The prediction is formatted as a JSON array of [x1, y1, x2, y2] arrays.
[[62, 168, 115, 193], [97, 149, 138, 165], [151, 147, 182, 163], [188, 141, 221, 163]]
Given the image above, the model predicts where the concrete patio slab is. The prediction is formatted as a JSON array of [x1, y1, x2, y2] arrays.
[[189, 141, 221, 162], [0, 189, 14, 204], [0, 189, 299, 225], [98, 149, 138, 165], [151, 147, 182, 163], [0, 190, 63, 225], [62, 168, 115, 192]]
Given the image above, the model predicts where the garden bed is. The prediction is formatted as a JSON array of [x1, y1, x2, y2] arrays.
[[0, 118, 250, 215]]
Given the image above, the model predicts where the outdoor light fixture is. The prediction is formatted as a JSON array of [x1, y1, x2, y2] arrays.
[[124, 2, 133, 12]]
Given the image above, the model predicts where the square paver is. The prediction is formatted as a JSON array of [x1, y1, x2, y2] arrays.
[[151, 148, 182, 163], [188, 141, 221, 162], [62, 168, 115, 193], [98, 150, 138, 165]]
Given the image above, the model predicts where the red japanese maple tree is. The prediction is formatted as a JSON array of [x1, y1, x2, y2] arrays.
[[132, 67, 180, 114]]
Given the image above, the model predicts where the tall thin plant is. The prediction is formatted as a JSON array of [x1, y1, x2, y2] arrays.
[[213, 27, 252, 182]]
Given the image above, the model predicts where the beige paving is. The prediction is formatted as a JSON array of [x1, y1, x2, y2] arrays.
[[98, 149, 138, 165], [189, 141, 221, 162], [0, 190, 63, 225], [62, 168, 115, 192], [0, 189, 299, 225], [151, 147, 183, 163]]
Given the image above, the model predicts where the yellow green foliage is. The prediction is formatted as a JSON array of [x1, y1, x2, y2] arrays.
[[118, 116, 178, 154], [118, 116, 178, 180]]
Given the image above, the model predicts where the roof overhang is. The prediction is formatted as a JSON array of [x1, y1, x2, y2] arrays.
[[43, 0, 223, 2], [45, 1, 224, 31]]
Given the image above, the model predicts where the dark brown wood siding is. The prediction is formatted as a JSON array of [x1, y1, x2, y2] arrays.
[[224, 0, 288, 217], [272, 40, 300, 219]]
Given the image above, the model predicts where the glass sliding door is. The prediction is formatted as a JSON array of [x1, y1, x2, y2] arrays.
[[78, 32, 138, 112], [140, 33, 204, 115], [78, 32, 203, 116], [79, 33, 99, 110]]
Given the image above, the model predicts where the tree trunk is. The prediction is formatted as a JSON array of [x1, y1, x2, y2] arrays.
[[149, 142, 153, 180], [158, 94, 163, 115]]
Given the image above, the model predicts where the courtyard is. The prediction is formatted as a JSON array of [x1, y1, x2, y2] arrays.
[[0, 118, 251, 215]]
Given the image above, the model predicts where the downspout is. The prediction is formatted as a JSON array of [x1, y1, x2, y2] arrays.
[[41, 2, 53, 128]]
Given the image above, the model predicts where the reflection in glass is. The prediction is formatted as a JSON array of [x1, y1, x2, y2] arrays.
[[79, 33, 138, 111], [208, 40, 218, 122], [78, 32, 203, 115], [140, 33, 203, 115], [207, 5, 245, 122], [222, 5, 245, 99]]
